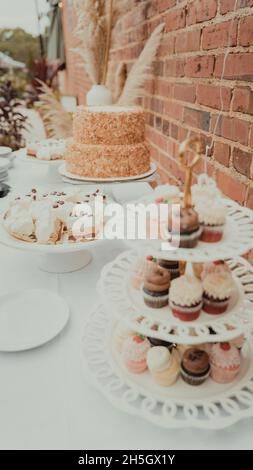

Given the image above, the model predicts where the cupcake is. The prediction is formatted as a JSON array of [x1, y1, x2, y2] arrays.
[[202, 271, 234, 315], [180, 348, 210, 386], [192, 173, 221, 206], [169, 275, 203, 321], [143, 263, 170, 308], [122, 335, 150, 374], [148, 336, 175, 351], [192, 260, 230, 280], [157, 259, 181, 280], [226, 325, 245, 350], [130, 255, 154, 290], [147, 346, 179, 387], [114, 323, 135, 352], [195, 200, 226, 243], [210, 342, 241, 383], [168, 205, 201, 248]]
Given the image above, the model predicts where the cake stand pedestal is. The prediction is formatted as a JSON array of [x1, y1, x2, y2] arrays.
[[17, 149, 63, 184], [0, 217, 98, 274], [37, 250, 92, 273]]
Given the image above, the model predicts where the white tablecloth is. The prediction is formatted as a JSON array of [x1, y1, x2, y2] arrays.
[[0, 158, 252, 450]]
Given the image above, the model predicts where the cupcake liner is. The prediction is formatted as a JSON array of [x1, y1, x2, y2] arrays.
[[203, 295, 229, 315], [170, 300, 202, 321], [143, 287, 169, 308], [171, 227, 202, 249], [210, 363, 240, 384], [180, 365, 210, 386], [200, 224, 224, 243]]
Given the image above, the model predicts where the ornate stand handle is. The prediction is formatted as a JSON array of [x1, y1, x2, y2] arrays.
[[179, 136, 204, 208]]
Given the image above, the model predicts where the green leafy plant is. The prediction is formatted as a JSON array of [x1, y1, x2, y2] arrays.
[[0, 80, 28, 150]]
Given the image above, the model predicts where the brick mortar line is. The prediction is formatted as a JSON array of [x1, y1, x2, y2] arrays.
[[142, 91, 253, 124], [149, 136, 251, 194], [117, 5, 253, 36], [146, 118, 253, 164], [144, 76, 253, 88]]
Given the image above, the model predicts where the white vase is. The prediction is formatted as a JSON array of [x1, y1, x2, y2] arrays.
[[86, 85, 113, 106]]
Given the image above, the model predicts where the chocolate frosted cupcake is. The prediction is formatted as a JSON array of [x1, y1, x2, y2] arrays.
[[158, 259, 181, 280], [180, 348, 210, 386], [143, 263, 170, 308], [168, 206, 201, 248]]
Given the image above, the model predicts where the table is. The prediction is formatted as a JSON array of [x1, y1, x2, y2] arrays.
[[0, 158, 252, 450]]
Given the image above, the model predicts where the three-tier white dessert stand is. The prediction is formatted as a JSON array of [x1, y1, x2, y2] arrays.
[[82, 199, 253, 430]]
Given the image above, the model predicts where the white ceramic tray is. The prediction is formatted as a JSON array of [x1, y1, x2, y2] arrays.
[[126, 199, 253, 262], [98, 250, 253, 344], [0, 289, 69, 351], [81, 303, 253, 430], [59, 162, 157, 183]]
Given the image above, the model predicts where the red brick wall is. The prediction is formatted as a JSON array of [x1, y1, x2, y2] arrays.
[[62, 0, 253, 208]]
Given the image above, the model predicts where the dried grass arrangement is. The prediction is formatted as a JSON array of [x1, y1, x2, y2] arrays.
[[37, 80, 73, 139], [72, 0, 164, 105], [72, 0, 131, 86]]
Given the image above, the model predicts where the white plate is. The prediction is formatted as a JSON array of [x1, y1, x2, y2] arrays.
[[0, 289, 69, 351], [0, 173, 8, 181], [81, 303, 253, 430], [0, 146, 12, 156], [59, 162, 157, 183], [0, 159, 10, 172]]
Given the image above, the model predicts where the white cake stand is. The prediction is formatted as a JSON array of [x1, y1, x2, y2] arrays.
[[98, 250, 253, 344], [81, 303, 253, 430], [17, 149, 63, 184], [0, 217, 103, 273], [125, 198, 253, 262]]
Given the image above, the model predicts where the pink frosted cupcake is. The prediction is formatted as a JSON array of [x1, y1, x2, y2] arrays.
[[122, 335, 150, 374], [195, 200, 226, 243], [169, 275, 203, 321], [130, 255, 154, 290], [202, 271, 234, 315], [210, 342, 241, 383]]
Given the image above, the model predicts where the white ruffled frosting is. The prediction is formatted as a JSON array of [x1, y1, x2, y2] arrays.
[[4, 210, 34, 236], [203, 272, 234, 300], [169, 275, 203, 306], [35, 209, 58, 243], [195, 199, 226, 225], [122, 336, 150, 361], [147, 346, 171, 372], [210, 343, 240, 368], [192, 174, 221, 205], [4, 188, 104, 244]]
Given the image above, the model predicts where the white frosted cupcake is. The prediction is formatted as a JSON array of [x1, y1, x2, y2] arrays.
[[202, 271, 234, 315], [147, 346, 179, 386], [169, 275, 203, 321], [192, 174, 221, 205], [195, 199, 226, 243]]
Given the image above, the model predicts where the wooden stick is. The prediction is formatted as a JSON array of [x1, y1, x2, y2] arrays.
[[102, 0, 113, 85]]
